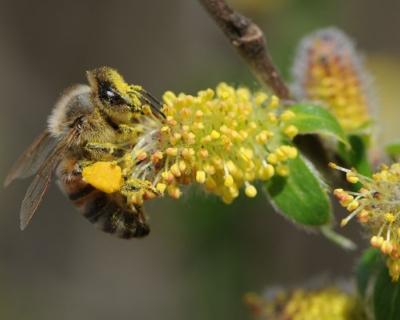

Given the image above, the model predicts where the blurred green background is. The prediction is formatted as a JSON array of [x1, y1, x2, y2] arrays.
[[0, 0, 399, 319]]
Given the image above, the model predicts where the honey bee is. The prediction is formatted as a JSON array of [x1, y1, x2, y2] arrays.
[[4, 67, 164, 239]]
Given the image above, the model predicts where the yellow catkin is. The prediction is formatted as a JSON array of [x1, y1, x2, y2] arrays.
[[292, 28, 372, 131], [332, 162, 400, 281], [245, 287, 362, 320]]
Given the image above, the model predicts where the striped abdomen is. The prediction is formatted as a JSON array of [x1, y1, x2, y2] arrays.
[[56, 158, 150, 239]]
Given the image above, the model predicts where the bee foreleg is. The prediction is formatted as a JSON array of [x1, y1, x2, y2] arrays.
[[85, 142, 125, 158]]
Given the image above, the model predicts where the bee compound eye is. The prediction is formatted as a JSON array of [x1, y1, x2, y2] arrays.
[[106, 90, 116, 99], [98, 81, 125, 106], [102, 89, 126, 106]]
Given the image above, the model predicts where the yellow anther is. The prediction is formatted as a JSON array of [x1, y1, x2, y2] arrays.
[[161, 171, 174, 183], [346, 171, 359, 184], [267, 153, 278, 165], [269, 95, 279, 109], [161, 126, 170, 133], [229, 186, 239, 198], [168, 186, 182, 199], [204, 164, 216, 175], [276, 165, 289, 177], [173, 133, 182, 141], [256, 131, 269, 144], [205, 177, 217, 190], [339, 194, 354, 207], [239, 130, 248, 140], [156, 183, 167, 194], [136, 150, 147, 161], [166, 147, 178, 157], [259, 164, 275, 180], [254, 92, 268, 105], [284, 125, 299, 139], [151, 151, 163, 164], [346, 200, 359, 211], [249, 121, 257, 130], [385, 213, 396, 224], [201, 135, 212, 143], [267, 112, 278, 123], [194, 122, 204, 130], [245, 184, 257, 198], [163, 91, 177, 106], [170, 163, 181, 177], [357, 209, 369, 223], [280, 110, 295, 121], [329, 162, 338, 169], [196, 170, 206, 184], [237, 87, 250, 100], [224, 174, 234, 187], [274, 147, 287, 161], [222, 195, 234, 204], [166, 117, 177, 126], [240, 147, 254, 160], [195, 110, 203, 118], [143, 190, 157, 200], [184, 132, 196, 144], [226, 161, 237, 173], [212, 157, 224, 169], [382, 241, 394, 255], [130, 193, 144, 206], [371, 236, 384, 248], [178, 160, 187, 172], [340, 218, 349, 227], [220, 125, 229, 133], [198, 149, 209, 159], [180, 108, 191, 118], [182, 148, 195, 160], [282, 146, 298, 159], [210, 130, 220, 139]]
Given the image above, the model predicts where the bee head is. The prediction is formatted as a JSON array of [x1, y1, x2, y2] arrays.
[[87, 67, 145, 124]]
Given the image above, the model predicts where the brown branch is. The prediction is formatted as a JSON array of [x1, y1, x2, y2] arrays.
[[199, 0, 290, 99]]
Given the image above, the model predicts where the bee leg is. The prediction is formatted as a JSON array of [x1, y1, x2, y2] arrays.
[[85, 142, 125, 158], [119, 124, 142, 135]]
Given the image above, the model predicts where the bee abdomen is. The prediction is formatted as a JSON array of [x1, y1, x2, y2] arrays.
[[57, 159, 150, 239], [81, 193, 150, 239]]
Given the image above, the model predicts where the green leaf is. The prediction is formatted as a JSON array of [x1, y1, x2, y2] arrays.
[[287, 104, 349, 146], [265, 155, 331, 226], [386, 142, 400, 157], [338, 134, 372, 177], [373, 260, 400, 320], [356, 249, 400, 320]]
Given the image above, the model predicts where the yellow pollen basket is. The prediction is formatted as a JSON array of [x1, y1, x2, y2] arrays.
[[82, 161, 123, 194]]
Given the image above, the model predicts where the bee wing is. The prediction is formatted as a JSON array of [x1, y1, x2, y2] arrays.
[[19, 129, 78, 230], [4, 130, 57, 187]]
